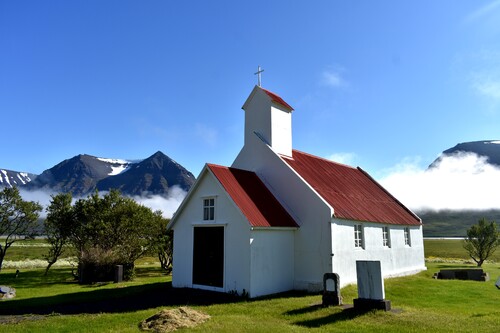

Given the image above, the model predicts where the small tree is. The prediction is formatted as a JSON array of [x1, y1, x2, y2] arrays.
[[44, 193, 74, 275], [70, 190, 166, 282], [149, 216, 173, 273], [0, 187, 42, 271], [463, 218, 500, 267]]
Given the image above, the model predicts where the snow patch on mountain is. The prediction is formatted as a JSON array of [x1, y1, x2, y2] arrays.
[[96, 157, 138, 176], [0, 169, 33, 188]]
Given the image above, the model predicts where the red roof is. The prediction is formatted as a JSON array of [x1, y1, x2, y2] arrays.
[[261, 88, 294, 111], [208, 164, 298, 228], [282, 150, 421, 226]]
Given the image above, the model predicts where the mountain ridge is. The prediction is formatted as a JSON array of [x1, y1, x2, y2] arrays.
[[429, 140, 500, 169], [1, 151, 195, 197]]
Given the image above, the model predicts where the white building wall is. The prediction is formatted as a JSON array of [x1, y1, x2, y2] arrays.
[[171, 170, 251, 295], [270, 105, 292, 157], [233, 134, 332, 292], [249, 228, 295, 298], [331, 218, 426, 287]]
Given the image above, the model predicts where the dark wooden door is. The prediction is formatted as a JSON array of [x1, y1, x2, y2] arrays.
[[192, 226, 224, 287]]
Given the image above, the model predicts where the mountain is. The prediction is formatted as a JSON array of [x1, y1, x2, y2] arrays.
[[1, 151, 195, 197], [421, 140, 500, 237], [26, 154, 134, 195], [0, 169, 36, 188], [429, 140, 500, 168], [96, 151, 195, 195]]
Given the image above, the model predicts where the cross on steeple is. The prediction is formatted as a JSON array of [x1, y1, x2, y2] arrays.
[[254, 66, 264, 87]]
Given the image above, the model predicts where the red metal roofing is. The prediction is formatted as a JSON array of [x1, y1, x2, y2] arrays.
[[261, 88, 294, 111], [208, 164, 299, 228], [282, 150, 421, 226]]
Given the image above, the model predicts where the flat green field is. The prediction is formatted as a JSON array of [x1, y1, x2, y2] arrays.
[[424, 239, 500, 262], [0, 239, 499, 332]]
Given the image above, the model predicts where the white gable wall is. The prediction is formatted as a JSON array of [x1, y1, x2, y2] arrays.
[[233, 134, 333, 292], [331, 219, 426, 287], [170, 170, 251, 295]]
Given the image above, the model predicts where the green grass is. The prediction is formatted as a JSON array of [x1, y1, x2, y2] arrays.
[[0, 240, 499, 332], [1, 239, 54, 261], [424, 239, 500, 262]]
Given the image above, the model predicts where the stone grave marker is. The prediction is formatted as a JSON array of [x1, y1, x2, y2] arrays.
[[353, 260, 391, 311], [496, 276, 500, 290], [322, 273, 341, 306]]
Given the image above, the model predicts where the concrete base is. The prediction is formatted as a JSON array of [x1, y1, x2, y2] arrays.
[[353, 298, 391, 311], [322, 293, 342, 306]]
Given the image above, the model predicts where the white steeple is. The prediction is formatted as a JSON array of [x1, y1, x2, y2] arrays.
[[241, 85, 294, 157]]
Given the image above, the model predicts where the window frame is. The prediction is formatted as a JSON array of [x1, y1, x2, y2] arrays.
[[354, 224, 364, 249], [203, 197, 216, 221], [404, 227, 411, 246], [382, 226, 391, 248]]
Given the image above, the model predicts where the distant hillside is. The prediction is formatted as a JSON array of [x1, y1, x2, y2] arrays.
[[418, 209, 500, 237], [1, 151, 195, 197]]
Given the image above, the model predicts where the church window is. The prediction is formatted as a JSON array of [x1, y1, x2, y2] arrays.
[[404, 227, 411, 246], [354, 224, 364, 249], [382, 226, 391, 248], [203, 198, 215, 221]]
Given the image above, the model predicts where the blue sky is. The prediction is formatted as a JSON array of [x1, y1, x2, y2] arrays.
[[2, 1, 500, 211]]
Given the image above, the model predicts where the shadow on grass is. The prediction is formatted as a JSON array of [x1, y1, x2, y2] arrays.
[[0, 268, 77, 290], [0, 267, 241, 316], [0, 281, 241, 316], [285, 304, 371, 328]]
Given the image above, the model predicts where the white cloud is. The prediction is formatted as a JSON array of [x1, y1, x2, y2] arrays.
[[195, 123, 218, 147], [471, 75, 500, 100], [321, 69, 348, 88], [19, 189, 57, 218], [454, 50, 500, 106], [18, 186, 187, 220], [327, 152, 357, 165], [379, 152, 500, 211], [464, 0, 500, 23], [133, 185, 187, 219]]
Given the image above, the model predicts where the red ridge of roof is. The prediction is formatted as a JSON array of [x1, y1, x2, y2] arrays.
[[261, 88, 294, 111], [282, 150, 421, 226], [207, 164, 298, 228]]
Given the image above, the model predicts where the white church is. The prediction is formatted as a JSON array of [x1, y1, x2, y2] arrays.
[[167, 85, 426, 298]]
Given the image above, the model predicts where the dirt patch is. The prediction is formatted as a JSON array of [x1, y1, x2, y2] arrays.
[[0, 314, 47, 324], [139, 307, 210, 332]]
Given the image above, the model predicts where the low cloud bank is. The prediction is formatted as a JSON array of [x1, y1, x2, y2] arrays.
[[133, 186, 187, 219], [18, 186, 187, 219], [379, 152, 500, 211]]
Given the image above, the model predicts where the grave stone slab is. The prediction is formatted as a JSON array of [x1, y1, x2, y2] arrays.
[[322, 273, 342, 306], [353, 260, 391, 311], [496, 277, 500, 290], [356, 260, 385, 300], [115, 265, 123, 283]]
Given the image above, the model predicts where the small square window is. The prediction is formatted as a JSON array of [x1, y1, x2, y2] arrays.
[[404, 227, 411, 246], [382, 226, 391, 248], [203, 198, 215, 221], [354, 224, 364, 249]]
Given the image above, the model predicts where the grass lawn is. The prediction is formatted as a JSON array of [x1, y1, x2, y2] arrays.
[[0, 241, 499, 332], [424, 239, 500, 263]]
